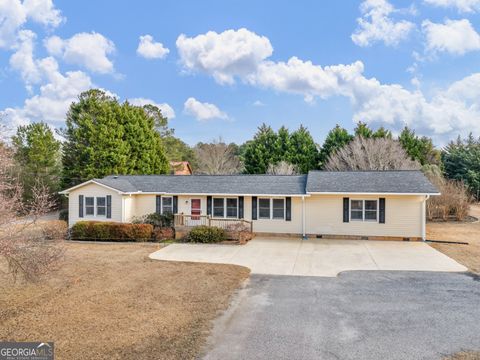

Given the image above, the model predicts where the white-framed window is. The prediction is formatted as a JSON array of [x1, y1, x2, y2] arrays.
[[212, 197, 238, 218], [213, 198, 225, 217], [96, 197, 106, 216], [272, 198, 285, 219], [85, 197, 95, 216], [258, 198, 271, 219], [226, 198, 238, 218], [350, 199, 378, 222], [162, 196, 173, 214], [258, 198, 285, 220]]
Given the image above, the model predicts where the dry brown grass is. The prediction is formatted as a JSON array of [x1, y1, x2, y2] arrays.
[[428, 204, 480, 274], [445, 351, 480, 360], [0, 242, 250, 359]]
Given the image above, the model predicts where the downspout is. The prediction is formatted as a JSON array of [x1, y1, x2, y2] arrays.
[[421, 195, 430, 241], [302, 196, 306, 240]]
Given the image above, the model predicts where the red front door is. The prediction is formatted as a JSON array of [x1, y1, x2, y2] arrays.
[[191, 199, 201, 220]]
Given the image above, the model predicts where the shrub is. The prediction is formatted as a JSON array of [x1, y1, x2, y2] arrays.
[[41, 220, 68, 240], [186, 226, 226, 243], [226, 223, 253, 244], [59, 209, 68, 222], [153, 227, 175, 242], [132, 212, 173, 228], [424, 167, 472, 221], [70, 221, 153, 241]]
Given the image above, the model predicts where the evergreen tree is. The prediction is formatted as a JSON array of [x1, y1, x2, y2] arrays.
[[62, 89, 169, 187], [287, 125, 321, 173], [442, 133, 480, 199], [354, 122, 373, 138], [242, 124, 278, 174], [12, 122, 61, 204], [319, 125, 353, 167], [163, 134, 198, 169], [398, 126, 440, 165]]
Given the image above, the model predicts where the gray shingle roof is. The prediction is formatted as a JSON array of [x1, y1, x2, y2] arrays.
[[306, 171, 439, 194], [94, 174, 308, 195]]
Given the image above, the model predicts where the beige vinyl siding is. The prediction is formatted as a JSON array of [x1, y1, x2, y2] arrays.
[[68, 183, 123, 227], [244, 196, 303, 234], [134, 194, 156, 217], [305, 194, 423, 238]]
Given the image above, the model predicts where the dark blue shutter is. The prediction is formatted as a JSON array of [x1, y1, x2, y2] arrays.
[[252, 196, 257, 220], [343, 197, 349, 223], [79, 195, 84, 218], [156, 195, 161, 214], [207, 196, 212, 216], [285, 197, 292, 221], [173, 196, 178, 214], [379, 198, 385, 224], [106, 195, 112, 219], [238, 196, 244, 219]]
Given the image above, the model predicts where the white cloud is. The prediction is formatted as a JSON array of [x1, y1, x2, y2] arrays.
[[136, 35, 169, 59], [424, 0, 480, 12], [422, 19, 480, 55], [253, 100, 265, 106], [2, 66, 92, 129], [129, 98, 176, 119], [0, 0, 63, 49], [9, 30, 41, 89], [44, 32, 116, 73], [176, 28, 273, 84], [183, 97, 228, 121], [23, 0, 64, 27], [351, 0, 415, 47]]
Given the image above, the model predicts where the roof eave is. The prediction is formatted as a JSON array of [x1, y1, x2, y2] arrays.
[[306, 191, 441, 196], [59, 180, 127, 195]]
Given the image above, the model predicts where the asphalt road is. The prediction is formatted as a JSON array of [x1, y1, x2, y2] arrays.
[[203, 271, 480, 360]]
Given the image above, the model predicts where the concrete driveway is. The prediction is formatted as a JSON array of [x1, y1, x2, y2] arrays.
[[149, 237, 467, 276], [203, 272, 480, 360]]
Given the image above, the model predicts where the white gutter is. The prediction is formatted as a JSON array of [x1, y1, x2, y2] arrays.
[[301, 195, 306, 239], [306, 191, 441, 196], [124, 192, 309, 197]]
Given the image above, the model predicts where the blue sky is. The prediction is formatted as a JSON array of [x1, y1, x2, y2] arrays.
[[1, 0, 480, 146]]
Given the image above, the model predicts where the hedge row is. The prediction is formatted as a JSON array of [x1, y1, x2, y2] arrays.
[[186, 226, 226, 243], [71, 221, 153, 242]]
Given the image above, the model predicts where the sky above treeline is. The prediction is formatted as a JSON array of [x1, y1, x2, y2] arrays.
[[1, 0, 480, 146]]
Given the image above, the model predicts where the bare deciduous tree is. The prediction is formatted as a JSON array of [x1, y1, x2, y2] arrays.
[[194, 138, 242, 174], [324, 136, 420, 171], [266, 161, 299, 175], [0, 145, 64, 282]]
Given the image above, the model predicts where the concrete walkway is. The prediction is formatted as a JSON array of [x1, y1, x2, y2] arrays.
[[149, 237, 467, 277]]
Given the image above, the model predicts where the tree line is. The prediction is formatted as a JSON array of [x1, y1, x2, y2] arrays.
[[2, 88, 480, 204]]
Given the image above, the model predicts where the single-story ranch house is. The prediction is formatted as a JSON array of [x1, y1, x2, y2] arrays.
[[60, 171, 440, 241]]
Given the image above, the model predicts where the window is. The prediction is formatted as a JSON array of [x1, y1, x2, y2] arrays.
[[85, 197, 94, 215], [258, 198, 271, 219], [364, 200, 378, 221], [96, 197, 106, 216], [272, 199, 285, 219], [350, 200, 363, 221], [350, 199, 378, 222], [226, 198, 238, 218], [162, 196, 173, 214], [213, 198, 225, 217]]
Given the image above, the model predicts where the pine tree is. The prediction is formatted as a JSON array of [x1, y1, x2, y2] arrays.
[[319, 125, 353, 167], [62, 89, 169, 187], [12, 122, 61, 204]]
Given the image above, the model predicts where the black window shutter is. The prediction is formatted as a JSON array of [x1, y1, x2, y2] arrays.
[[343, 197, 349, 223], [173, 196, 178, 214], [238, 196, 244, 219], [207, 196, 212, 216], [252, 196, 257, 220], [106, 195, 112, 219], [285, 197, 292, 221], [379, 198, 385, 224], [79, 195, 84, 218], [156, 195, 161, 214]]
